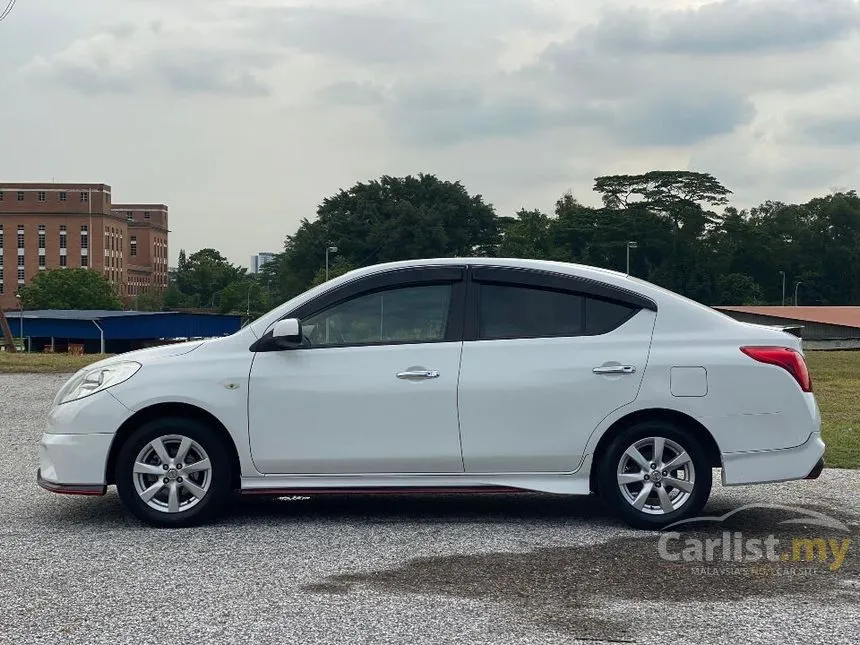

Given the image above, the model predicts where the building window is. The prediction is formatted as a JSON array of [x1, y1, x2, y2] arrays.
[[18, 254, 24, 267], [38, 225, 46, 249], [59, 191, 67, 202], [0, 191, 4, 201], [60, 255, 67, 267], [81, 192, 89, 203], [37, 191, 46, 202], [60, 224, 67, 232], [17, 191, 24, 201], [17, 226, 24, 249], [17, 268, 24, 282], [60, 232, 67, 249], [127, 210, 133, 221], [81, 254, 88, 267], [0, 224, 4, 249], [130, 236, 137, 257], [144, 211, 151, 220], [39, 255, 46, 268]]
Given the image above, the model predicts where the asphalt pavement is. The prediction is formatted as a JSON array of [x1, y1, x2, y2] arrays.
[[1, 373, 859, 644]]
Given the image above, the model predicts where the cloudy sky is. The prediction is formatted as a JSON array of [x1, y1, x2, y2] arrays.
[[1, 0, 859, 267]]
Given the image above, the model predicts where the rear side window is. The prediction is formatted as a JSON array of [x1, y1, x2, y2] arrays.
[[478, 283, 639, 340], [479, 284, 583, 340], [585, 297, 638, 335]]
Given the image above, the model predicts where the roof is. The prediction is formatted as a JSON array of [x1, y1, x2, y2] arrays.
[[715, 306, 860, 329], [5, 310, 166, 320], [1, 309, 242, 341]]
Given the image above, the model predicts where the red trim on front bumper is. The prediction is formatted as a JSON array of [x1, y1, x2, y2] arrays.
[[37, 470, 107, 496]]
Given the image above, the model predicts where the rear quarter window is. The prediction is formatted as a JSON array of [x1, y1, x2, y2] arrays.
[[584, 297, 639, 335]]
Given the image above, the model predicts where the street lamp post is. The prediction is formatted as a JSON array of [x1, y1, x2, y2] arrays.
[[779, 271, 786, 306], [794, 281, 803, 307], [325, 246, 338, 282], [626, 241, 638, 276], [15, 293, 23, 352]]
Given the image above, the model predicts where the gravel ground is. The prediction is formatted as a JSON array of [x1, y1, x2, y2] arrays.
[[1, 373, 859, 644]]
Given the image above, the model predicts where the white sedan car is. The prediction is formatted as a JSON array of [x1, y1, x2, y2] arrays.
[[37, 258, 825, 529]]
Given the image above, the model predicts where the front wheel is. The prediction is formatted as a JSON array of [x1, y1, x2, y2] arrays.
[[115, 418, 232, 528], [598, 421, 712, 530]]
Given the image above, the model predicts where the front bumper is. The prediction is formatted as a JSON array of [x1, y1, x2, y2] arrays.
[[38, 431, 113, 489], [37, 469, 106, 496], [721, 431, 826, 486]]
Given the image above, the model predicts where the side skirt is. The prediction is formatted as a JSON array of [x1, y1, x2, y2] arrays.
[[239, 461, 594, 497]]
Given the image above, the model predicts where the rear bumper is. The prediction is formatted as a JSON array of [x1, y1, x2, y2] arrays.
[[721, 432, 826, 486], [37, 469, 106, 496], [805, 457, 825, 480]]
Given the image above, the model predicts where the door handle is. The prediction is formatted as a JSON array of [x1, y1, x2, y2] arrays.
[[593, 365, 636, 375], [396, 370, 440, 380]]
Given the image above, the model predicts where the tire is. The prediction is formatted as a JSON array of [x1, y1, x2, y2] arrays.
[[598, 420, 712, 530], [115, 417, 232, 528]]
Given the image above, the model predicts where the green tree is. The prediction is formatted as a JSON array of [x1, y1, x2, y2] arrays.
[[271, 174, 500, 299], [171, 248, 246, 308], [498, 209, 553, 259], [18, 269, 122, 310]]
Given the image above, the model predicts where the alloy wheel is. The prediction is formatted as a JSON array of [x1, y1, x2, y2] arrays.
[[616, 436, 696, 515], [132, 434, 213, 514]]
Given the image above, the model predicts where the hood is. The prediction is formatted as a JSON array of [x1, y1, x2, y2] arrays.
[[86, 339, 207, 370]]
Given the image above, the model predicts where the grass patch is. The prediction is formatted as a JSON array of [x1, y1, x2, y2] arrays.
[[806, 351, 860, 469], [0, 352, 109, 374]]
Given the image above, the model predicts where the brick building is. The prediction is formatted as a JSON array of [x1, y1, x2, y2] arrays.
[[111, 204, 169, 297], [0, 183, 168, 310]]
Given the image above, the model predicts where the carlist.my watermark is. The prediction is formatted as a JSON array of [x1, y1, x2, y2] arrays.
[[656, 504, 854, 574]]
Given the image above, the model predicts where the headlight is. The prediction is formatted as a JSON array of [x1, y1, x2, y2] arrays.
[[55, 361, 142, 405]]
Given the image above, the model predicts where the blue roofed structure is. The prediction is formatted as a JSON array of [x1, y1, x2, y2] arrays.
[[2, 310, 242, 354]]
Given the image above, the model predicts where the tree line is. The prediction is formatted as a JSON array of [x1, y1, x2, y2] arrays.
[[19, 170, 860, 313]]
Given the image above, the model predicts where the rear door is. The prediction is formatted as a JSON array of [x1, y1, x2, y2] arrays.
[[457, 266, 657, 473]]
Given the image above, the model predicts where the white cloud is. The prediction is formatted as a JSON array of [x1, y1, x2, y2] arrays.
[[3, 0, 860, 266]]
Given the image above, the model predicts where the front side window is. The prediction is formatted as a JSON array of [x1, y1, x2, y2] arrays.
[[301, 284, 452, 348], [478, 283, 583, 340]]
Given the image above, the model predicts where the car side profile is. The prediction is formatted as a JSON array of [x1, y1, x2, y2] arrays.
[[37, 258, 825, 529]]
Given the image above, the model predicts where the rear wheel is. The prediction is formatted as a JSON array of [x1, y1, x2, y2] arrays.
[[598, 421, 712, 529], [115, 418, 232, 528]]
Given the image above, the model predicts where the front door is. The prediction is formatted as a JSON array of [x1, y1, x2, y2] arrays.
[[248, 274, 466, 474], [457, 271, 656, 473]]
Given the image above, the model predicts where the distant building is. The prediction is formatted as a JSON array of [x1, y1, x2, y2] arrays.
[[0, 182, 169, 310], [715, 306, 860, 349], [251, 252, 277, 274], [111, 204, 169, 297]]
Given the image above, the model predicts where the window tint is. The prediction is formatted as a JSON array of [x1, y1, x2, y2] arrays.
[[478, 284, 640, 340], [585, 297, 637, 335], [479, 284, 583, 340], [302, 284, 452, 347]]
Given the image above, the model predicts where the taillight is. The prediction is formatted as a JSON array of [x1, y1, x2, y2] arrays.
[[740, 346, 813, 392]]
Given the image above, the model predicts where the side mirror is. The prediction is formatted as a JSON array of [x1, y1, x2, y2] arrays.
[[272, 318, 302, 347]]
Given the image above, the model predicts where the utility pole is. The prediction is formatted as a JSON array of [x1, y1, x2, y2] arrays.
[[326, 245, 338, 282], [15, 293, 24, 351], [779, 271, 786, 306], [626, 241, 638, 276], [794, 282, 803, 306]]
